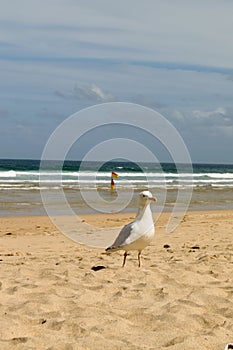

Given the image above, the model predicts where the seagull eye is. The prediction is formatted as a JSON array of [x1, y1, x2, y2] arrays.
[[142, 194, 146, 197]]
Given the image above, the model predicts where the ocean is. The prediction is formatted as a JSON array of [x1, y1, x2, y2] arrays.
[[0, 159, 233, 216]]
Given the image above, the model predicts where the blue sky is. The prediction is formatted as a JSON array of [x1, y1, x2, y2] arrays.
[[1, 0, 233, 163]]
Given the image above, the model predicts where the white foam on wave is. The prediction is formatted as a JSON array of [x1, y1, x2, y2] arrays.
[[0, 170, 17, 177]]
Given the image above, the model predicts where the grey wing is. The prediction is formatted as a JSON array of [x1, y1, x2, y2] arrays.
[[108, 223, 134, 249]]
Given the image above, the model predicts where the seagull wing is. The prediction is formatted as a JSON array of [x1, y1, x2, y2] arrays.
[[106, 221, 140, 251]]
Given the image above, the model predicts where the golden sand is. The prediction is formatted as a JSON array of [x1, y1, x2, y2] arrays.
[[0, 211, 233, 349]]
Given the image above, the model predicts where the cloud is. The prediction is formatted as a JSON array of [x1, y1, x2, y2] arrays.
[[1, 0, 233, 69], [54, 83, 113, 102], [192, 107, 226, 120], [168, 106, 233, 153], [171, 107, 233, 128], [192, 107, 233, 128], [91, 84, 113, 101], [1, 0, 233, 162], [164, 106, 233, 163]]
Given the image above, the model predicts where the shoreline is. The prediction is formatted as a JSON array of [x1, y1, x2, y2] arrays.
[[0, 209, 233, 237], [1, 207, 233, 220]]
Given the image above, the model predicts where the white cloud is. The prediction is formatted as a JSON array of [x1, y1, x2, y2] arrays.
[[193, 107, 226, 120], [171, 107, 233, 127], [90, 84, 113, 101], [55, 83, 113, 102]]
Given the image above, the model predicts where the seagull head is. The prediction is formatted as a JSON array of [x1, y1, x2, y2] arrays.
[[139, 190, 157, 206]]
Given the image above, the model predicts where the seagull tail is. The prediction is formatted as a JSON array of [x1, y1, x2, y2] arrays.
[[105, 245, 119, 253]]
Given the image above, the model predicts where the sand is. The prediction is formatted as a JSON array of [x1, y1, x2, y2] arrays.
[[0, 210, 233, 350]]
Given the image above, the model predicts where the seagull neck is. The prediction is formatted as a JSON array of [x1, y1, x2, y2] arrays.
[[136, 203, 152, 220]]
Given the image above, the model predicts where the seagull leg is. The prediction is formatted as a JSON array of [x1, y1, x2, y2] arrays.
[[122, 251, 128, 267], [138, 251, 142, 268]]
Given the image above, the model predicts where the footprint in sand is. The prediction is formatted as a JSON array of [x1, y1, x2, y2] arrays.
[[11, 337, 28, 344], [154, 287, 168, 300], [6, 286, 18, 295], [163, 335, 185, 347], [47, 320, 64, 331]]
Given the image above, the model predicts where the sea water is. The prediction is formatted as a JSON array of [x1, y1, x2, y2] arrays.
[[0, 159, 233, 216]]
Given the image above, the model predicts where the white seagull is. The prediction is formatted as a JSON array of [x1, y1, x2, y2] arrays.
[[106, 190, 156, 267]]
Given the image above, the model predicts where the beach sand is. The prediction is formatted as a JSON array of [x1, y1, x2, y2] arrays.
[[0, 211, 233, 350]]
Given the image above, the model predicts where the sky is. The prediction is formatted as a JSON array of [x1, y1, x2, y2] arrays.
[[1, 0, 233, 163]]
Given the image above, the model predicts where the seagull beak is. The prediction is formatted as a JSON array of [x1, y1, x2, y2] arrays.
[[150, 196, 157, 202]]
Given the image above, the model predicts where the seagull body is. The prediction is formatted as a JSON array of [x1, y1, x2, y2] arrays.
[[106, 190, 156, 267]]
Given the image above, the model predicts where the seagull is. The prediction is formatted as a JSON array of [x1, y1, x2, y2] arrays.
[[106, 190, 156, 267]]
